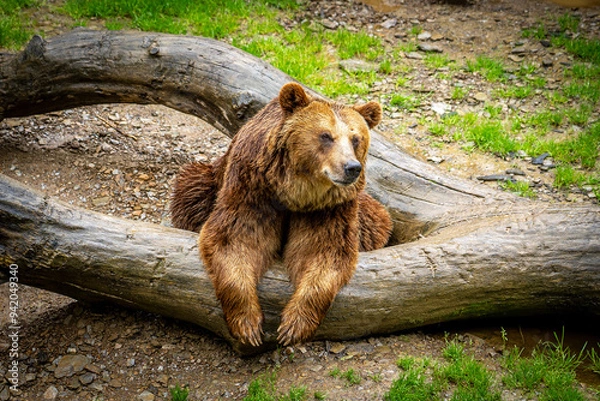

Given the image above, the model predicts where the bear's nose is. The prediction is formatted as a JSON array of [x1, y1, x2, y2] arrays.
[[344, 160, 362, 181]]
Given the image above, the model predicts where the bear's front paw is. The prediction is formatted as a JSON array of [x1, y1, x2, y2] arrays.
[[227, 311, 264, 347], [277, 310, 320, 347]]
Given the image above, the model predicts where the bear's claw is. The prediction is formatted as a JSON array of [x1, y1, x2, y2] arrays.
[[228, 314, 264, 347], [277, 312, 319, 346]]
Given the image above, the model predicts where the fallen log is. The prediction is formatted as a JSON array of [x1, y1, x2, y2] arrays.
[[1, 31, 599, 354]]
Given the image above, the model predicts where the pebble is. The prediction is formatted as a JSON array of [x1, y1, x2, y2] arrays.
[[381, 18, 397, 29], [54, 354, 90, 378], [472, 92, 488, 102], [506, 168, 525, 176], [321, 19, 338, 30], [137, 390, 156, 401], [91, 196, 111, 207], [417, 31, 432, 41], [42, 385, 58, 400], [418, 43, 443, 53], [405, 52, 423, 60], [542, 58, 554, 67], [79, 372, 96, 385], [109, 378, 122, 388], [328, 342, 347, 354], [532, 152, 549, 165], [477, 174, 515, 182]]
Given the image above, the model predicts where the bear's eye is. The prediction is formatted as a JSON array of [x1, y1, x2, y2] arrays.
[[351, 136, 361, 149], [319, 132, 334, 144]]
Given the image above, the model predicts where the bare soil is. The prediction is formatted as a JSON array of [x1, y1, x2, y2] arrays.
[[1, 0, 599, 400]]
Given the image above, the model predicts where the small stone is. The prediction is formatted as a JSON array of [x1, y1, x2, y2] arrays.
[[109, 378, 122, 388], [477, 174, 515, 182], [532, 152, 549, 165], [511, 46, 527, 54], [508, 54, 523, 62], [91, 196, 110, 207], [127, 358, 136, 367], [321, 19, 338, 30], [506, 168, 525, 176], [157, 374, 169, 385], [473, 92, 488, 102], [542, 58, 554, 67], [431, 102, 451, 115], [137, 390, 156, 401], [381, 18, 397, 29], [85, 364, 102, 374], [43, 385, 58, 400], [418, 43, 443, 53], [430, 33, 444, 41], [79, 372, 96, 385], [67, 376, 81, 390], [405, 52, 423, 60], [138, 173, 151, 181], [417, 31, 432, 41], [55, 355, 90, 378], [329, 342, 347, 354], [428, 155, 444, 164]]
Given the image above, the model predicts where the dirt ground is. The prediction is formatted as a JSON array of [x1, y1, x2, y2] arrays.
[[1, 0, 599, 400]]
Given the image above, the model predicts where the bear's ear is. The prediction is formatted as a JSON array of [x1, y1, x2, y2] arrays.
[[279, 83, 310, 115], [354, 101, 382, 129]]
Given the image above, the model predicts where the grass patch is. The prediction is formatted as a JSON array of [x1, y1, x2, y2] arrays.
[[61, 0, 298, 38], [424, 53, 453, 70], [169, 383, 189, 401], [503, 331, 588, 401], [390, 93, 422, 111], [466, 55, 507, 82], [0, 0, 37, 49], [329, 367, 361, 386], [500, 180, 537, 198], [244, 372, 307, 401], [326, 28, 383, 61]]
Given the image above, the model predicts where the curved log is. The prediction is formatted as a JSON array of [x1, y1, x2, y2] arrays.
[[1, 31, 600, 354], [0, 30, 513, 243]]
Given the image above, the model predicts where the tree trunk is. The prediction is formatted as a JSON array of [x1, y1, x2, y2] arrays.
[[1, 31, 599, 354]]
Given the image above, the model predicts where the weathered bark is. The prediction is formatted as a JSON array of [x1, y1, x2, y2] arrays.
[[1, 31, 599, 354]]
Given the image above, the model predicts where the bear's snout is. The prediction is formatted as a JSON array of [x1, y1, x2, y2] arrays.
[[343, 160, 362, 183]]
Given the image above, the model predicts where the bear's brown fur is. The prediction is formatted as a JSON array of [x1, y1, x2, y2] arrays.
[[171, 83, 392, 347]]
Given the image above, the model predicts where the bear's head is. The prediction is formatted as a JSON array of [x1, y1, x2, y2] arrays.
[[267, 83, 382, 212]]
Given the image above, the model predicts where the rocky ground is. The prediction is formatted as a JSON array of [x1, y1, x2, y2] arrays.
[[1, 0, 599, 400]]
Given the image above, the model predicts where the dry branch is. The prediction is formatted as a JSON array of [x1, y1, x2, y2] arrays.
[[1, 31, 599, 353]]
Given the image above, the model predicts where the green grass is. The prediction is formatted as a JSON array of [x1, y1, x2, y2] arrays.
[[244, 373, 307, 401], [61, 0, 298, 38], [326, 28, 383, 61], [0, 0, 36, 49], [451, 86, 468, 101], [500, 180, 537, 199], [503, 331, 588, 401], [169, 383, 189, 401], [386, 332, 599, 401], [329, 367, 361, 386], [390, 93, 421, 111], [424, 53, 453, 70], [466, 55, 506, 82]]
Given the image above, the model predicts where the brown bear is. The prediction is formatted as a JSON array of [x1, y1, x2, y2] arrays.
[[171, 83, 392, 347]]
